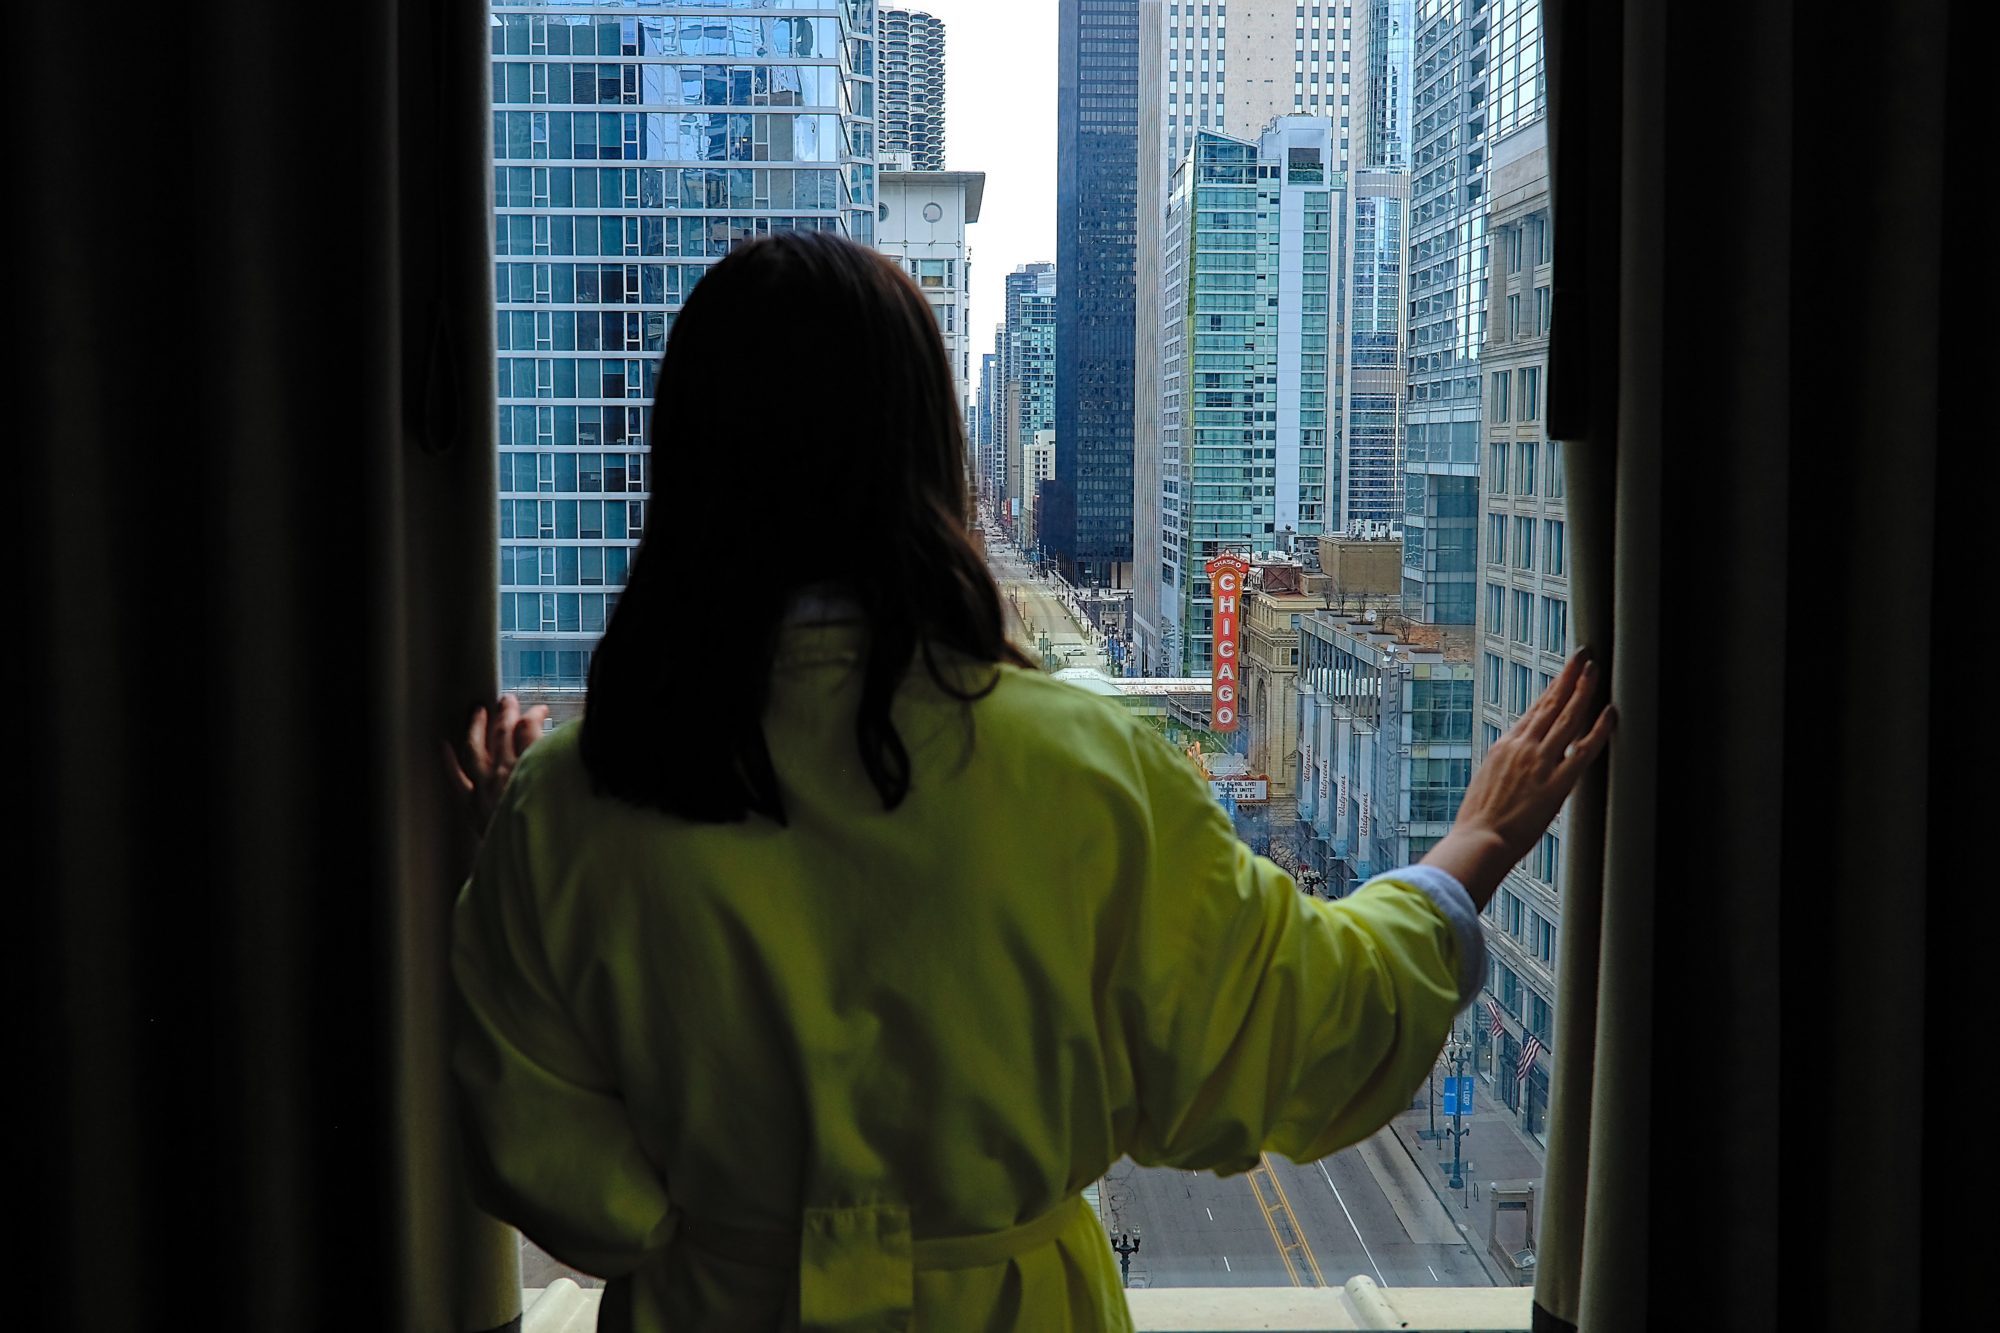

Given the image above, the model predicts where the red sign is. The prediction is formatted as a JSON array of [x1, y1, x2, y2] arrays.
[[1204, 553, 1251, 732]]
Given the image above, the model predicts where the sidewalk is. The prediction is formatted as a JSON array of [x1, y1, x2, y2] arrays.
[[1385, 1086, 1547, 1287]]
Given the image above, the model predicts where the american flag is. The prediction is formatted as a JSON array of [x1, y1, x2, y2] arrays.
[[1487, 998, 1505, 1040], [1517, 1033, 1545, 1085]]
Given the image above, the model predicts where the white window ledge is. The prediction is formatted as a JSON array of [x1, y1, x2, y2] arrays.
[[523, 1277, 1533, 1332]]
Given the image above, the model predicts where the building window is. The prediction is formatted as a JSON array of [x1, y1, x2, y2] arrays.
[[1508, 661, 1533, 715], [1545, 519, 1566, 577], [1535, 831, 1561, 888], [1486, 441, 1508, 494], [1490, 370, 1510, 423], [1514, 515, 1536, 570], [1516, 441, 1536, 496], [1537, 916, 1556, 965], [1541, 596, 1568, 654], [1519, 365, 1541, 421], [1511, 589, 1533, 643], [1486, 581, 1505, 631], [1488, 513, 1508, 565], [1547, 441, 1565, 498], [1484, 651, 1504, 702]]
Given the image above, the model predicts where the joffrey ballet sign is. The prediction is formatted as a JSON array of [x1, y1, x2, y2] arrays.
[[1204, 553, 1251, 732]]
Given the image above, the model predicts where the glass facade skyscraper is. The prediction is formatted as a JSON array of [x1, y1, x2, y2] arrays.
[[1054, 0, 1139, 587], [1401, 0, 1540, 626], [999, 263, 1058, 538], [490, 2, 877, 693], [1157, 119, 1406, 676]]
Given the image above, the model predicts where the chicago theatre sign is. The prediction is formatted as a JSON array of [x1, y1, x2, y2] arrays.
[[1203, 553, 1251, 732]]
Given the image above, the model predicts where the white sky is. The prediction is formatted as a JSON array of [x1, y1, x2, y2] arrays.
[[908, 0, 1058, 385]]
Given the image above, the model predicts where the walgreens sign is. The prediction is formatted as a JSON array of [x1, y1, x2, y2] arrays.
[[1204, 553, 1251, 732]]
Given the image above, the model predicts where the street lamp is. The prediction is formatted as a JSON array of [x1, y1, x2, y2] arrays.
[[1441, 1029, 1472, 1191], [1109, 1227, 1142, 1287]]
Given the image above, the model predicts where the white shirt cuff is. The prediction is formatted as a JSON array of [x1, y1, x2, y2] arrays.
[[1367, 864, 1487, 1009]]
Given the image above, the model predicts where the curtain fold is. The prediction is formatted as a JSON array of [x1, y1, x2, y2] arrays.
[[1536, 1, 1974, 1329], [17, 4, 514, 1328]]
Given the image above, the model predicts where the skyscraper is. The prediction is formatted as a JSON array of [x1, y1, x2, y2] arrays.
[[1355, 1, 1415, 169], [974, 347, 1000, 502], [1402, 0, 1541, 627], [879, 7, 946, 171], [1134, 0, 1406, 673], [999, 263, 1058, 541], [1469, 0, 1556, 1145], [1053, 0, 1140, 589], [875, 168, 985, 417], [1155, 118, 1407, 677], [491, 2, 877, 696]]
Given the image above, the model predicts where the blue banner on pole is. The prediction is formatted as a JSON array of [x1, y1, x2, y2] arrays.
[[1442, 1084, 1458, 1117], [1459, 1076, 1475, 1113]]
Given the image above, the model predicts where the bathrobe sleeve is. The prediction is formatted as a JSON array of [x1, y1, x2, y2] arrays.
[[1111, 726, 1484, 1174]]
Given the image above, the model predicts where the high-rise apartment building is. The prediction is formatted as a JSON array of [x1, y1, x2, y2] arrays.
[[1135, 0, 1407, 674], [879, 7, 946, 171], [1401, 0, 1541, 627], [1355, 1, 1415, 169], [1335, 168, 1411, 529], [974, 348, 1000, 501], [1156, 119, 1407, 677], [1053, 0, 1140, 589], [1474, 101, 1558, 1146], [999, 263, 1058, 538], [876, 168, 984, 416], [491, 1, 878, 695]]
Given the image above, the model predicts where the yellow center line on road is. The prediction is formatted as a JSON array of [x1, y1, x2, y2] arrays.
[[1264, 1155, 1328, 1288], [1245, 1153, 1325, 1287]]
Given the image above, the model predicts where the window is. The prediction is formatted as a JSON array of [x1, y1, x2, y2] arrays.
[[1548, 440, 1566, 498], [1541, 596, 1568, 654], [1545, 519, 1566, 577], [1486, 441, 1508, 494], [1508, 661, 1533, 715], [1490, 370, 1510, 422], [1537, 915, 1557, 965], [1514, 515, 1536, 570], [1486, 581, 1505, 631], [1535, 832, 1562, 888], [1487, 513, 1509, 565], [1484, 651, 1504, 701], [1511, 588, 1533, 643], [1516, 441, 1537, 496], [1518, 365, 1541, 421]]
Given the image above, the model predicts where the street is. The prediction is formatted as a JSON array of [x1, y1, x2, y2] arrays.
[[986, 537, 1110, 674], [1096, 1127, 1495, 1291]]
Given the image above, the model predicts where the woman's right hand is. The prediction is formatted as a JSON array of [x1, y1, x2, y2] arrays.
[[1422, 649, 1616, 908]]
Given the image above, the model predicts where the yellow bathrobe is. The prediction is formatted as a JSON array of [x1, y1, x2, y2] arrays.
[[452, 620, 1479, 1331]]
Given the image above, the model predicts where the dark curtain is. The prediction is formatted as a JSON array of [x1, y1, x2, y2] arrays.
[[16, 4, 518, 1329], [1536, 0, 1980, 1328]]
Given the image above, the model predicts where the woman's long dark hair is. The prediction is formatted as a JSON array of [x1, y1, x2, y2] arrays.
[[581, 230, 1033, 824]]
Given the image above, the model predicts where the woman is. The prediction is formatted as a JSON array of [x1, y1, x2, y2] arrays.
[[447, 231, 1613, 1331]]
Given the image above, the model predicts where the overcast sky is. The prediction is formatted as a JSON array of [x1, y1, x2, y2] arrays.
[[909, 0, 1058, 381]]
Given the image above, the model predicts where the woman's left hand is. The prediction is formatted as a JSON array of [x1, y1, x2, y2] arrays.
[[444, 694, 551, 836]]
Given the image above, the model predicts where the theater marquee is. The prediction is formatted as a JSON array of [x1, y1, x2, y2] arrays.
[[1204, 553, 1251, 732]]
